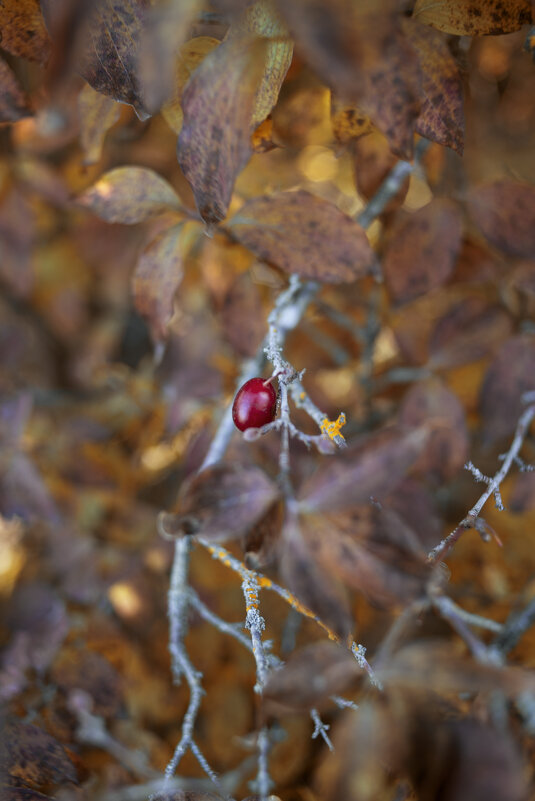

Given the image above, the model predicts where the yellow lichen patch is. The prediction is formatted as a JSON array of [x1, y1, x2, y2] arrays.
[[320, 412, 346, 441]]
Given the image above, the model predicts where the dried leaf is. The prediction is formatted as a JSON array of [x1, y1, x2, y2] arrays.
[[280, 514, 352, 640], [331, 98, 375, 146], [304, 506, 431, 608], [413, 0, 532, 35], [263, 641, 359, 711], [230, 190, 375, 283], [138, 0, 203, 113], [399, 380, 468, 481], [480, 334, 535, 444], [382, 199, 463, 304], [404, 19, 464, 154], [41, 0, 150, 118], [314, 700, 402, 801], [177, 35, 268, 225], [299, 426, 429, 513], [161, 462, 280, 542], [0, 719, 77, 788], [378, 640, 535, 698], [221, 272, 266, 358], [466, 180, 535, 258], [132, 223, 184, 343], [0, 57, 32, 123], [78, 167, 182, 224], [232, 0, 293, 128], [357, 28, 421, 159], [162, 36, 220, 134], [77, 82, 120, 165], [429, 300, 512, 369], [0, 0, 51, 62], [0, 782, 52, 801], [409, 717, 526, 801], [51, 649, 123, 718], [276, 0, 397, 104]]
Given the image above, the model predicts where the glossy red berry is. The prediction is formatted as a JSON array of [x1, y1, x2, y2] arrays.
[[232, 378, 277, 432]]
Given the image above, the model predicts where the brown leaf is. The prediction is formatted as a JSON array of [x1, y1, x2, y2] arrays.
[[413, 0, 532, 35], [378, 639, 535, 698], [132, 223, 184, 343], [161, 36, 220, 134], [280, 514, 353, 640], [331, 97, 375, 146], [242, 499, 284, 570], [314, 700, 402, 801], [404, 19, 464, 154], [78, 167, 183, 224], [466, 180, 535, 258], [429, 298, 512, 369], [276, 0, 397, 104], [299, 425, 429, 513], [177, 35, 268, 225], [137, 0, 203, 114], [399, 379, 468, 481], [0, 780, 54, 801], [230, 190, 375, 283], [51, 649, 123, 718], [357, 27, 421, 159], [0, 0, 51, 62], [41, 0, 151, 118], [263, 641, 359, 711], [220, 272, 266, 358], [232, 0, 293, 128], [77, 82, 120, 165], [409, 717, 526, 801], [0, 719, 77, 789], [352, 132, 410, 215], [382, 199, 463, 304], [303, 505, 431, 608], [160, 462, 280, 542], [0, 57, 32, 123], [480, 334, 535, 444]]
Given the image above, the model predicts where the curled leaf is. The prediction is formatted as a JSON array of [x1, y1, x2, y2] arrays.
[[78, 167, 182, 224], [230, 190, 375, 283]]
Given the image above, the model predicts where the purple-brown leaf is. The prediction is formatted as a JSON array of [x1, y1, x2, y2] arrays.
[[177, 35, 268, 225], [404, 19, 464, 154], [133, 224, 184, 343], [160, 462, 280, 542], [78, 167, 182, 224], [466, 180, 535, 258], [230, 190, 375, 283], [480, 334, 535, 444], [299, 425, 429, 513], [382, 199, 463, 304], [263, 641, 359, 711]]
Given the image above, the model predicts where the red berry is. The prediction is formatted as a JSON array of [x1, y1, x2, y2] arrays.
[[232, 378, 277, 432]]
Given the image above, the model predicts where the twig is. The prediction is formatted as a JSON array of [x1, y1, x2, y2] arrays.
[[428, 403, 535, 563], [494, 596, 535, 655], [311, 708, 334, 751]]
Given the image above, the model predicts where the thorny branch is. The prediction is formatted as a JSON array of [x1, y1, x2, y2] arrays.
[[429, 400, 535, 564], [161, 141, 439, 795]]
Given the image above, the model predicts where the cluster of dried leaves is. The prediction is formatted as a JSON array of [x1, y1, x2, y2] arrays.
[[1, 0, 535, 800]]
